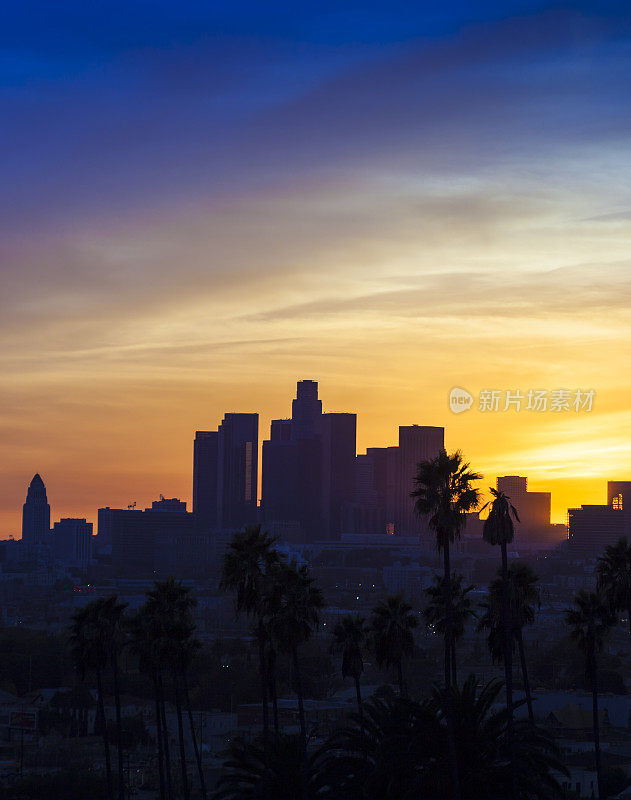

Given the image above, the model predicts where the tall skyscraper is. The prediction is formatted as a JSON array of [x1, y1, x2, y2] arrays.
[[193, 430, 219, 531], [396, 425, 444, 537], [261, 381, 356, 541], [320, 412, 357, 538], [217, 413, 259, 531], [22, 473, 51, 546]]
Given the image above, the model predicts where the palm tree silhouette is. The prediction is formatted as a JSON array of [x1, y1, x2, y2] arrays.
[[269, 560, 324, 754], [330, 614, 367, 727], [322, 676, 566, 799], [482, 487, 519, 800], [565, 588, 615, 800], [221, 525, 280, 748], [70, 600, 114, 800], [597, 536, 631, 634], [411, 448, 481, 800], [424, 573, 476, 685], [478, 563, 539, 723], [370, 594, 417, 697]]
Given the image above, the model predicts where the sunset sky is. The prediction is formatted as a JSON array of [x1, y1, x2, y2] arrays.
[[2, 1, 631, 536]]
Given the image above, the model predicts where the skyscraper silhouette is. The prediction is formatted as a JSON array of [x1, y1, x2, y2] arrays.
[[22, 473, 51, 545], [193, 430, 219, 531]]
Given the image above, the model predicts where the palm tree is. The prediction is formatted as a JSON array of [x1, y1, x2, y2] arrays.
[[220, 525, 280, 747], [70, 602, 114, 800], [101, 596, 129, 800], [370, 594, 417, 697], [424, 574, 476, 685], [597, 536, 631, 634], [482, 487, 519, 799], [143, 579, 206, 800], [565, 589, 615, 800], [478, 563, 539, 723], [269, 561, 324, 754], [213, 732, 330, 800], [411, 448, 481, 800], [128, 601, 172, 800], [330, 615, 367, 726], [323, 677, 566, 800]]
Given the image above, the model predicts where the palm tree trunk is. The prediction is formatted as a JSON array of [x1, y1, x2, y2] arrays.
[[397, 661, 405, 697], [152, 675, 166, 800], [517, 629, 534, 724], [354, 674, 363, 729], [292, 646, 307, 751], [501, 542, 517, 800], [451, 638, 457, 686], [158, 673, 173, 800], [442, 539, 461, 800], [268, 646, 279, 734], [112, 652, 125, 800], [590, 653, 603, 800], [96, 668, 114, 800], [183, 671, 207, 800], [174, 673, 190, 800], [628, 604, 631, 637], [257, 620, 270, 743], [292, 645, 308, 800]]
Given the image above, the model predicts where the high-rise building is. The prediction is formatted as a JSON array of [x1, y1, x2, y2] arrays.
[[217, 413, 258, 531], [568, 504, 624, 558], [396, 425, 445, 537], [496, 475, 551, 527], [22, 474, 51, 546], [52, 518, 93, 569], [192, 413, 258, 533], [320, 412, 357, 538], [261, 381, 356, 541], [193, 431, 218, 531]]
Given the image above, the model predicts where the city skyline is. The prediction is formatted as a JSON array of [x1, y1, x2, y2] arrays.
[[2, 2, 631, 535], [2, 377, 626, 538]]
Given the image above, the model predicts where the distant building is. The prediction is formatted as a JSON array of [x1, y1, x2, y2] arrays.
[[21, 474, 51, 546], [261, 381, 356, 541], [193, 431, 218, 531], [608, 480, 631, 536], [100, 500, 196, 577], [192, 413, 258, 533], [496, 475, 563, 550], [568, 504, 625, 558], [345, 427, 444, 541], [52, 518, 93, 569]]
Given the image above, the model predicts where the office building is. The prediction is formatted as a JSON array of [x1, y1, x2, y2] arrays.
[[568, 504, 625, 558], [261, 381, 356, 541], [193, 431, 218, 531], [22, 474, 51, 546], [192, 413, 258, 533], [52, 518, 93, 569]]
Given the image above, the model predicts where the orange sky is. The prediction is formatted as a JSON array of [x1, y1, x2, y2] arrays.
[[2, 7, 631, 537]]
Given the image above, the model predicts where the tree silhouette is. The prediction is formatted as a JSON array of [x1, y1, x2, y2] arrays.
[[370, 594, 417, 697], [330, 614, 367, 727], [411, 448, 481, 800], [597, 536, 631, 634], [424, 573, 476, 685], [482, 487, 519, 800], [221, 524, 281, 749], [565, 589, 615, 800], [478, 563, 539, 723]]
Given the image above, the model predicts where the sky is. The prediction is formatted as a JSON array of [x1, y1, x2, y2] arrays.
[[2, 1, 631, 535]]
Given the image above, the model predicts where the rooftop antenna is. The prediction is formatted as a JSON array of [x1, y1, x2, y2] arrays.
[[127, 501, 136, 509]]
